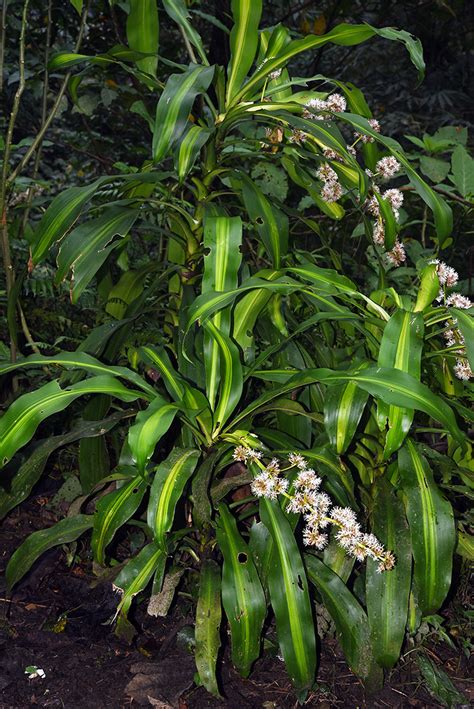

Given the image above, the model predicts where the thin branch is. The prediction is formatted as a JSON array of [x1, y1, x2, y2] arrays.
[[7, 0, 89, 186], [400, 184, 473, 207], [179, 26, 198, 65], [0, 0, 7, 93]]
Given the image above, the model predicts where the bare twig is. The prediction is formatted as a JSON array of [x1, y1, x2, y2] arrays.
[[0, 0, 7, 92]]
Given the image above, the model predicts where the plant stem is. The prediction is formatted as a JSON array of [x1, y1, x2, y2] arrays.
[[0, 0, 7, 93]]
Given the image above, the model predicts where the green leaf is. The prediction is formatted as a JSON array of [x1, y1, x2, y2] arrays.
[[0, 376, 142, 468], [374, 191, 398, 251], [162, 0, 208, 65], [31, 179, 104, 264], [0, 351, 156, 398], [175, 125, 211, 181], [70, 0, 83, 15], [417, 655, 468, 708], [113, 541, 166, 626], [324, 381, 368, 454], [204, 320, 243, 434], [305, 555, 382, 688], [372, 27, 425, 81], [399, 439, 456, 614], [377, 309, 424, 459], [91, 475, 148, 565], [126, 0, 159, 80], [366, 478, 411, 668], [419, 156, 450, 183], [152, 64, 214, 162], [453, 308, 474, 369], [414, 263, 440, 312], [226, 0, 262, 104], [231, 367, 464, 446], [450, 145, 474, 197], [6, 515, 93, 589], [56, 205, 139, 302], [127, 397, 179, 474], [202, 215, 242, 410], [147, 448, 200, 546], [216, 504, 266, 677], [195, 559, 222, 697], [287, 263, 356, 294], [239, 173, 288, 268], [260, 499, 316, 698], [0, 412, 123, 519]]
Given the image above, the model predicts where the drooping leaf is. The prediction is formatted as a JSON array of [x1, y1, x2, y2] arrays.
[[0, 376, 143, 468], [305, 554, 382, 688], [91, 474, 148, 565], [152, 64, 214, 162], [239, 173, 288, 268], [398, 439, 456, 614], [147, 448, 200, 546], [216, 504, 266, 677], [126, 0, 159, 80], [56, 205, 139, 302], [203, 320, 243, 434], [127, 396, 179, 474], [366, 478, 411, 668], [453, 308, 474, 369], [6, 515, 93, 589], [175, 125, 211, 181], [324, 381, 368, 454], [226, 0, 263, 104], [377, 309, 424, 458], [260, 499, 316, 698], [195, 559, 222, 697]]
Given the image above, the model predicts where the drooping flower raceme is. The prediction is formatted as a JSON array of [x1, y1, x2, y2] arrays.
[[235, 447, 395, 573]]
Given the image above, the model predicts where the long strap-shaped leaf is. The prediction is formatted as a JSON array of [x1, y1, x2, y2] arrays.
[[6, 514, 93, 590], [202, 215, 242, 410], [366, 478, 411, 668], [229, 23, 424, 107], [216, 504, 266, 677], [226, 0, 262, 104], [260, 499, 316, 698], [239, 173, 288, 268], [453, 308, 474, 369], [229, 367, 465, 445], [377, 308, 424, 459], [305, 554, 382, 689], [203, 320, 243, 435], [126, 0, 159, 80], [147, 447, 200, 546], [56, 205, 139, 302], [175, 125, 211, 181], [127, 396, 179, 474], [0, 351, 156, 398], [0, 376, 143, 467], [195, 559, 222, 697], [398, 439, 455, 614], [152, 64, 214, 162], [91, 474, 148, 565], [324, 381, 369, 454]]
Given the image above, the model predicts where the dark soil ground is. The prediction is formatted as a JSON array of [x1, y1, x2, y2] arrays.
[[0, 482, 472, 709]]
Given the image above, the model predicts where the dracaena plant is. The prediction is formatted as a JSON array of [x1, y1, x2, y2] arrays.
[[1, 0, 473, 701]]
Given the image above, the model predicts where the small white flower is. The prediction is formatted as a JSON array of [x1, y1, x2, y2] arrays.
[[323, 148, 339, 160], [346, 143, 357, 157], [294, 469, 321, 491], [305, 97, 327, 111], [386, 241, 406, 267], [377, 551, 396, 573], [368, 118, 381, 132], [454, 358, 473, 381], [376, 156, 401, 179], [251, 473, 276, 499], [317, 163, 339, 184], [247, 449, 263, 460], [274, 477, 289, 494], [373, 220, 385, 245], [325, 93, 346, 113], [446, 293, 471, 309], [303, 527, 328, 549], [265, 458, 280, 475], [361, 533, 384, 559], [321, 180, 343, 203], [330, 506, 357, 526], [383, 188, 404, 211], [366, 194, 380, 217], [431, 260, 459, 288], [269, 68, 282, 80], [288, 128, 306, 144], [233, 446, 249, 462], [288, 453, 307, 469]]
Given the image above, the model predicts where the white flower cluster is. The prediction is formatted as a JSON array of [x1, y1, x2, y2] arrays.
[[317, 161, 343, 203], [365, 161, 405, 265], [303, 93, 347, 121], [237, 448, 395, 573], [354, 117, 381, 143]]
